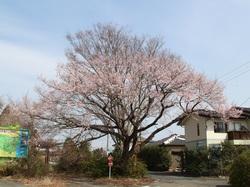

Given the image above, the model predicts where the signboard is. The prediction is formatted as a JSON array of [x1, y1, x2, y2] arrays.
[[107, 154, 113, 179], [0, 124, 29, 158]]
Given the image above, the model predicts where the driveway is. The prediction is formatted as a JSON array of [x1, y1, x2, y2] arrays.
[[149, 172, 230, 187]]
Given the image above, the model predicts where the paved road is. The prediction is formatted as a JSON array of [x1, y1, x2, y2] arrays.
[[149, 172, 230, 187], [0, 180, 25, 187], [65, 174, 230, 187]]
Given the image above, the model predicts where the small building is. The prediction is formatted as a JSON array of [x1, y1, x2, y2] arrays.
[[180, 107, 250, 150], [150, 134, 185, 171]]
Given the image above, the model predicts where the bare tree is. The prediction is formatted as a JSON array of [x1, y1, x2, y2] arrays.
[[32, 24, 231, 166]]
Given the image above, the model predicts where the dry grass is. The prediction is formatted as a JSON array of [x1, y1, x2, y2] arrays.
[[94, 177, 154, 186], [1, 175, 155, 187], [6, 176, 66, 187]]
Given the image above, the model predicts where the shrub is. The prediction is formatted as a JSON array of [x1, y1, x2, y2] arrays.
[[56, 138, 92, 173], [110, 146, 147, 177], [229, 149, 250, 187], [138, 145, 171, 171], [220, 142, 249, 175], [125, 155, 147, 178], [17, 144, 49, 177], [0, 142, 49, 177], [184, 149, 210, 176], [184, 144, 250, 177], [84, 149, 108, 178], [56, 138, 79, 172], [0, 159, 18, 176], [56, 141, 147, 178]]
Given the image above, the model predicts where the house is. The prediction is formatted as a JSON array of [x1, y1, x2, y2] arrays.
[[150, 134, 185, 171], [180, 107, 250, 150]]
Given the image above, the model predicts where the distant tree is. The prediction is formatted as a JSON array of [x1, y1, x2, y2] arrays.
[[57, 138, 79, 172], [31, 24, 236, 171]]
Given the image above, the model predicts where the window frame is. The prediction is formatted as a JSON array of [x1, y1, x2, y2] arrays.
[[197, 123, 200, 136], [214, 121, 227, 133]]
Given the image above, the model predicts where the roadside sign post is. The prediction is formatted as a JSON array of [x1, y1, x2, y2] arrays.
[[108, 154, 113, 179]]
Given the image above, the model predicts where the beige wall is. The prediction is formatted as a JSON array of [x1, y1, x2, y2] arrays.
[[184, 115, 207, 149], [184, 115, 207, 141]]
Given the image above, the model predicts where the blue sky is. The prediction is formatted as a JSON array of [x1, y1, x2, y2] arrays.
[[1, 0, 250, 142]]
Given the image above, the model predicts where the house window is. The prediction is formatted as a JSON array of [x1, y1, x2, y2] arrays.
[[232, 122, 248, 131], [196, 140, 205, 149], [214, 122, 226, 133], [197, 123, 200, 136], [209, 144, 221, 149]]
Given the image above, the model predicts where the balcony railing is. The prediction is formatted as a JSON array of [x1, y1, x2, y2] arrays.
[[228, 131, 250, 140]]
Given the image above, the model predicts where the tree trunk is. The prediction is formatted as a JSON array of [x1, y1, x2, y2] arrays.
[[120, 139, 131, 173]]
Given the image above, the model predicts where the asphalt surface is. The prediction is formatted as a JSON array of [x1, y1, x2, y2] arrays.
[[149, 172, 230, 187], [65, 173, 230, 187], [0, 179, 26, 187]]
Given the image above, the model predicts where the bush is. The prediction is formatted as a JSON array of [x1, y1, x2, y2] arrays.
[[17, 144, 49, 177], [125, 155, 147, 178], [110, 147, 147, 177], [220, 142, 249, 175], [56, 138, 92, 173], [0, 159, 18, 176], [84, 149, 108, 178], [184, 149, 210, 176], [85, 149, 147, 178], [229, 150, 250, 187], [56, 138, 80, 172], [138, 145, 171, 171], [56, 140, 147, 178], [184, 144, 250, 177], [0, 143, 49, 177]]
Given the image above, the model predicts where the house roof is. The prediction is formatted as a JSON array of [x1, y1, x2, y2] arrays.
[[196, 107, 250, 119], [235, 107, 250, 119], [149, 134, 185, 146], [178, 106, 250, 126]]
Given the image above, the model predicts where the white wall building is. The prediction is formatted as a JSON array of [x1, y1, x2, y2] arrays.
[[180, 107, 250, 150]]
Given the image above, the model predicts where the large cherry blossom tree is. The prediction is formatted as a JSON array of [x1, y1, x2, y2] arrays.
[[33, 24, 229, 164]]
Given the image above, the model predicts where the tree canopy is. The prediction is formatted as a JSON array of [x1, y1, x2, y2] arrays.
[[31, 24, 230, 163]]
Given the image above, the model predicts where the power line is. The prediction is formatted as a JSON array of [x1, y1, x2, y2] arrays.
[[239, 97, 250, 107], [218, 61, 250, 81], [223, 68, 250, 84]]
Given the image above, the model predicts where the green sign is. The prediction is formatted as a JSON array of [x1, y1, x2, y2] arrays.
[[0, 124, 29, 158]]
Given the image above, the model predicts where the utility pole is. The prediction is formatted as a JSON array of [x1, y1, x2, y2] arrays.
[[106, 133, 109, 155]]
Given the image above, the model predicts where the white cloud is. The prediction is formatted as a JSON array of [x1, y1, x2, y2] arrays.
[[0, 40, 61, 77], [0, 40, 63, 99]]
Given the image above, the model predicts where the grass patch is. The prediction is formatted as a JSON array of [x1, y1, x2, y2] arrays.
[[2, 175, 66, 187], [94, 177, 155, 186]]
